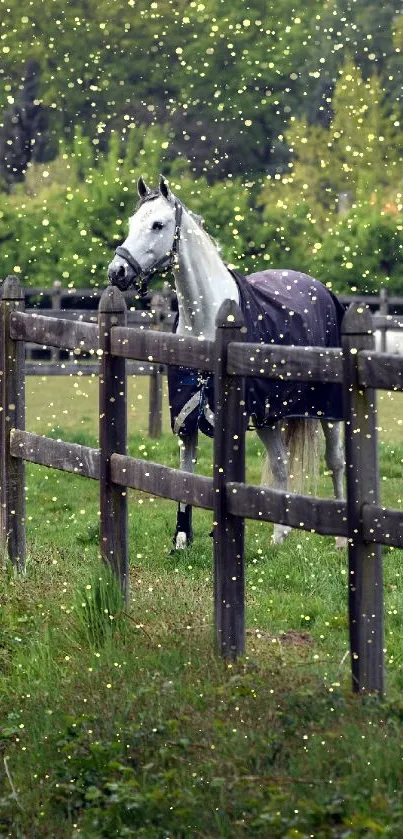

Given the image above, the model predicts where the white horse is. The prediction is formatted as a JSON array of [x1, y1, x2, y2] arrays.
[[107, 176, 345, 549]]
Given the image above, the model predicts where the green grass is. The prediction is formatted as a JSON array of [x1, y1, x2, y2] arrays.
[[1, 375, 403, 837]]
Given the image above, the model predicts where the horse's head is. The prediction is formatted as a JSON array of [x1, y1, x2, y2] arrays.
[[107, 175, 182, 293]]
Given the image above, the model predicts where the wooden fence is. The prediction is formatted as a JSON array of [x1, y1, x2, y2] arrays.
[[1, 274, 403, 696], [23, 285, 174, 439], [21, 283, 403, 438]]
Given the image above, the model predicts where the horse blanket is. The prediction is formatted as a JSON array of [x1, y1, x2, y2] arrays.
[[168, 269, 345, 438]]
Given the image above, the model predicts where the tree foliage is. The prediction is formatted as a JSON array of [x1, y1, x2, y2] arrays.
[[0, 3, 402, 295], [0, 60, 51, 189], [1, 0, 401, 177], [311, 205, 403, 294]]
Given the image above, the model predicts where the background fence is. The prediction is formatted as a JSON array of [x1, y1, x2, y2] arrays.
[[21, 281, 403, 315], [1, 275, 403, 697]]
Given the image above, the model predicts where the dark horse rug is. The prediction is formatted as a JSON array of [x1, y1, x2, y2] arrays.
[[168, 269, 345, 438]]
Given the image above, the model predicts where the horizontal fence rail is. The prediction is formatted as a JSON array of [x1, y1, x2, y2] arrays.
[[22, 282, 174, 307], [2, 275, 403, 697], [24, 308, 160, 325], [226, 483, 348, 537], [11, 311, 98, 352], [362, 505, 403, 549], [227, 343, 344, 382], [10, 429, 100, 479], [25, 360, 159, 377], [373, 314, 403, 330], [338, 291, 403, 312], [358, 351, 403, 391], [111, 454, 214, 510], [111, 325, 214, 371]]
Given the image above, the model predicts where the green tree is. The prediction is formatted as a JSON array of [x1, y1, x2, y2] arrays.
[[311, 205, 403, 295], [329, 58, 399, 201], [3, 0, 372, 179], [0, 123, 172, 287], [262, 57, 402, 231]]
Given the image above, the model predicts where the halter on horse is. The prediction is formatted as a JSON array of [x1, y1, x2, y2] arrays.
[[113, 183, 183, 294], [108, 175, 346, 550]]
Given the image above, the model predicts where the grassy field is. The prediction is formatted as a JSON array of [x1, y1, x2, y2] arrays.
[[1, 374, 403, 837]]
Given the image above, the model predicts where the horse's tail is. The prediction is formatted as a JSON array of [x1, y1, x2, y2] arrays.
[[261, 418, 320, 495], [284, 418, 320, 495]]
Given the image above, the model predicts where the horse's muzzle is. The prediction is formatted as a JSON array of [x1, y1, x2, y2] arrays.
[[107, 258, 137, 291]]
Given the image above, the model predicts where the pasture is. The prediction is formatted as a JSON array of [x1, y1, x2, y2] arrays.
[[1, 374, 403, 837]]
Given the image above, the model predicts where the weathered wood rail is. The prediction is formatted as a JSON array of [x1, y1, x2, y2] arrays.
[[20, 301, 169, 439], [1, 275, 403, 696]]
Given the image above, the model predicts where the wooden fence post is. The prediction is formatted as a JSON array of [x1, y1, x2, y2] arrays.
[[379, 287, 388, 353], [148, 292, 166, 439], [51, 279, 62, 363], [99, 286, 129, 600], [342, 303, 384, 694], [0, 276, 26, 571], [213, 299, 246, 659]]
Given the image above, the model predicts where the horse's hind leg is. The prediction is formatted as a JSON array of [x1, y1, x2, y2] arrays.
[[321, 419, 346, 549], [256, 424, 291, 545], [173, 430, 198, 549]]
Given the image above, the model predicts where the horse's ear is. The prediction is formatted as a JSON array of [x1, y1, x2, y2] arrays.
[[159, 174, 171, 200], [137, 176, 150, 198]]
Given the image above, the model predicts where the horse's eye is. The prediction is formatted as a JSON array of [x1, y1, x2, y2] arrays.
[[152, 221, 164, 231]]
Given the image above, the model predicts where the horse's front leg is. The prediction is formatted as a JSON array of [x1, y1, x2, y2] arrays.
[[256, 424, 291, 545], [321, 419, 347, 549], [173, 430, 198, 549]]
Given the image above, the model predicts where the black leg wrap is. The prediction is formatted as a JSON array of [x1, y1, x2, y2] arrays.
[[173, 504, 193, 546]]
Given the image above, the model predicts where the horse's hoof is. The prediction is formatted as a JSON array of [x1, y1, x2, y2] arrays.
[[175, 531, 189, 550], [335, 536, 347, 550], [271, 526, 292, 545]]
